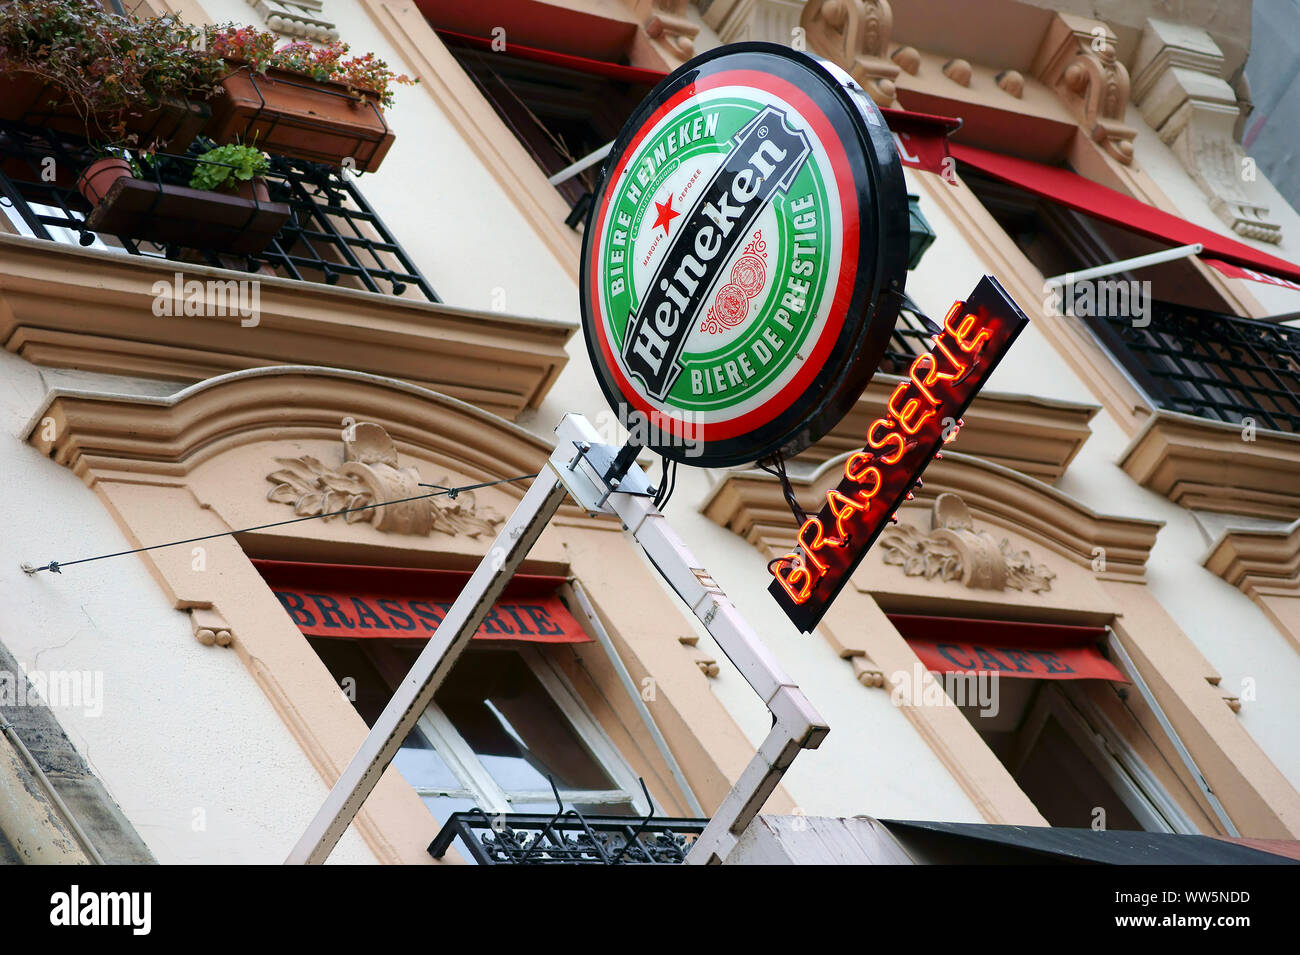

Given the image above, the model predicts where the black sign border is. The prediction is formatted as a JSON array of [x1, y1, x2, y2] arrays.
[[579, 42, 910, 469]]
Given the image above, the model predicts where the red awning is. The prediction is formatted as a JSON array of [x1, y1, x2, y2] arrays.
[[434, 28, 668, 86], [889, 614, 1127, 682], [950, 142, 1300, 286], [253, 559, 591, 644], [881, 107, 961, 177]]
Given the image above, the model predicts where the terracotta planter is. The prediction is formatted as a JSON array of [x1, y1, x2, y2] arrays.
[[233, 176, 272, 203], [0, 73, 211, 152], [83, 175, 290, 255], [206, 65, 395, 172], [75, 157, 135, 208]]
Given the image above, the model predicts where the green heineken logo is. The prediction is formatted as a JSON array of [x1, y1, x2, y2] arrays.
[[581, 45, 910, 468], [596, 92, 837, 416]]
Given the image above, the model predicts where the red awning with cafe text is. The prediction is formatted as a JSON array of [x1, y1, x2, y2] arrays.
[[253, 559, 591, 644], [889, 614, 1127, 682]]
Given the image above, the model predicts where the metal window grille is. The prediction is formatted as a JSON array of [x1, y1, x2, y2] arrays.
[[880, 304, 939, 374], [0, 119, 438, 302], [428, 809, 708, 865], [1084, 300, 1300, 433]]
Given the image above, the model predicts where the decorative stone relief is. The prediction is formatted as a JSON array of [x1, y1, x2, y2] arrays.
[[645, 0, 700, 61], [879, 493, 1055, 593], [801, 0, 900, 106], [996, 70, 1024, 98], [942, 58, 972, 87], [1131, 18, 1280, 243], [678, 635, 720, 677], [247, 0, 339, 42], [265, 420, 504, 538], [190, 606, 233, 647], [1033, 15, 1137, 164], [849, 653, 885, 688], [702, 0, 804, 45], [891, 46, 920, 76]]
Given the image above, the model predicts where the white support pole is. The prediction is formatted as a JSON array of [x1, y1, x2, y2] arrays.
[[285, 470, 569, 865], [287, 412, 828, 865], [1043, 243, 1203, 288], [605, 491, 829, 864], [547, 142, 613, 185]]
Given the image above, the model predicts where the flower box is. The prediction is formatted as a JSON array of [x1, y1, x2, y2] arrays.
[[82, 174, 290, 255], [205, 65, 395, 172], [0, 73, 211, 152]]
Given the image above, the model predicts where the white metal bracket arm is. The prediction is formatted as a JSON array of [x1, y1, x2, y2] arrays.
[[287, 413, 828, 866]]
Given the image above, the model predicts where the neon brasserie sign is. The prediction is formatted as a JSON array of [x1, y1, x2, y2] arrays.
[[768, 275, 1029, 631]]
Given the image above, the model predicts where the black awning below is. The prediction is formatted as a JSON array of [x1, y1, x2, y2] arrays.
[[879, 820, 1300, 865]]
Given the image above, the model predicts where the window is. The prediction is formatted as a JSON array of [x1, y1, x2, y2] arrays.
[[889, 613, 1200, 833], [434, 32, 655, 211], [309, 639, 650, 825], [961, 165, 1300, 433], [974, 680, 1194, 832]]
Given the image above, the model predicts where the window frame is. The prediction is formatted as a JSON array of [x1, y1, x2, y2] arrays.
[[365, 641, 652, 817]]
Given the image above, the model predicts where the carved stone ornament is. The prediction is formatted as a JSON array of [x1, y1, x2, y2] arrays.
[[801, 0, 900, 106], [879, 493, 1055, 593], [1131, 19, 1280, 243], [1035, 17, 1137, 164], [265, 421, 505, 537], [646, 0, 700, 61], [247, 0, 339, 42]]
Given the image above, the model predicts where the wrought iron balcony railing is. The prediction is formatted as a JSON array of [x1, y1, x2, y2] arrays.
[[1086, 300, 1300, 433], [0, 119, 438, 302], [882, 292, 1300, 435], [428, 809, 708, 865]]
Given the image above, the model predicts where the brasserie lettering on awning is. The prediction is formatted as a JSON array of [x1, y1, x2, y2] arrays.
[[253, 559, 591, 644]]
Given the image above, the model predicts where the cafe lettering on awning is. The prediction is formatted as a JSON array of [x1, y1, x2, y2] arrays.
[[768, 276, 1030, 631], [888, 614, 1127, 682], [252, 559, 591, 644]]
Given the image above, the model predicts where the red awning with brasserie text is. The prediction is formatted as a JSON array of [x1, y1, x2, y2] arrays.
[[950, 142, 1300, 287], [888, 614, 1127, 682], [253, 559, 591, 644], [880, 107, 961, 177]]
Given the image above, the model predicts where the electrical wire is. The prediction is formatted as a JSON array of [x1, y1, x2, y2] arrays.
[[21, 473, 539, 576]]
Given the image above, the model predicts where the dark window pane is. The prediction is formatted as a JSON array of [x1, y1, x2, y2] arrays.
[[434, 650, 615, 792]]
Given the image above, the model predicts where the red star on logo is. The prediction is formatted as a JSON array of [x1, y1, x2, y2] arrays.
[[651, 193, 680, 236]]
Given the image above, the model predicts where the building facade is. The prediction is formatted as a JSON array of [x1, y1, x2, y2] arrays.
[[1, 0, 1298, 864]]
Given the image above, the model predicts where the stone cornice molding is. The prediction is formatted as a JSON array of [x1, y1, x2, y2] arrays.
[[1203, 520, 1300, 598], [25, 365, 604, 525], [1119, 410, 1300, 519], [1130, 18, 1280, 243], [1032, 12, 1138, 164], [703, 450, 1162, 580], [805, 376, 1097, 482], [800, 0, 900, 106], [0, 235, 573, 420]]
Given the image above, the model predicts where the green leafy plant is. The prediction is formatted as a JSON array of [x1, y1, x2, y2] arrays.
[[0, 0, 225, 142], [206, 25, 417, 108], [189, 143, 270, 193]]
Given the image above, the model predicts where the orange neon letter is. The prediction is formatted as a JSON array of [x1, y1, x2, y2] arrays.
[[866, 418, 908, 464], [944, 303, 992, 354], [770, 554, 815, 604], [827, 489, 868, 541], [888, 381, 937, 435]]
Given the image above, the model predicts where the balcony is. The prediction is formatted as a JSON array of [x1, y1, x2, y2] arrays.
[[428, 810, 708, 865], [0, 119, 437, 302], [1091, 300, 1300, 518], [1090, 300, 1300, 434]]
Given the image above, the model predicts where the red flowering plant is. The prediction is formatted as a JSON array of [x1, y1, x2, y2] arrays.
[[206, 26, 416, 108], [0, 0, 225, 143]]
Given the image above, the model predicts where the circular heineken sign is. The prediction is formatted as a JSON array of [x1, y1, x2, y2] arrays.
[[580, 42, 909, 468]]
